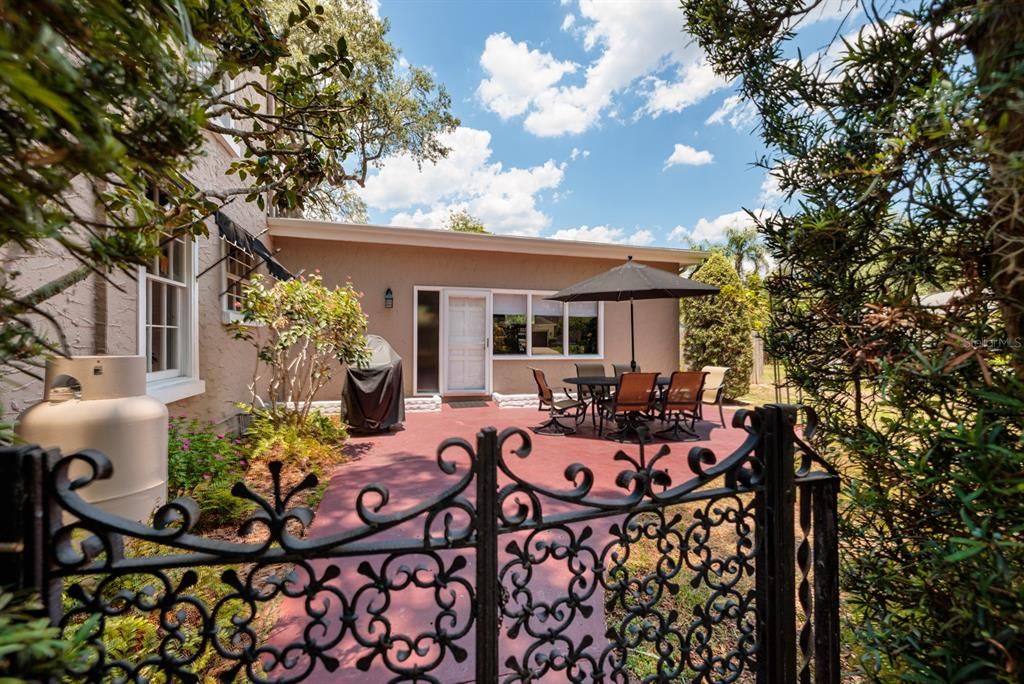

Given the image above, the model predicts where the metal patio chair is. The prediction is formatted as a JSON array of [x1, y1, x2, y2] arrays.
[[598, 371, 659, 441], [612, 362, 640, 377], [655, 371, 707, 441], [700, 365, 729, 427], [529, 367, 586, 435], [575, 362, 608, 425]]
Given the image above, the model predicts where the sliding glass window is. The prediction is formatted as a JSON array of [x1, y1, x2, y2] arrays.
[[567, 301, 599, 355], [493, 293, 527, 355], [531, 296, 564, 355]]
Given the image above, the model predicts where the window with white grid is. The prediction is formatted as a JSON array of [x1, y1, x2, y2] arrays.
[[223, 243, 257, 314], [144, 235, 191, 380]]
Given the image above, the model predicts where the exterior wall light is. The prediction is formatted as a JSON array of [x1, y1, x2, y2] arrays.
[[384, 287, 394, 309]]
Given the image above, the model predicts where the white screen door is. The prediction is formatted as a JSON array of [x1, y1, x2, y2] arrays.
[[445, 291, 489, 393]]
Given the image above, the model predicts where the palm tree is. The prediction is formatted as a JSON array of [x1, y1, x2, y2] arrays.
[[724, 226, 769, 279]]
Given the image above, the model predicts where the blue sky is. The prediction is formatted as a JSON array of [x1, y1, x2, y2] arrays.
[[358, 0, 860, 247]]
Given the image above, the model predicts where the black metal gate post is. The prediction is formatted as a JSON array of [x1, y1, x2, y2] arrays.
[[474, 427, 500, 682], [812, 476, 841, 684], [756, 404, 798, 684], [0, 445, 60, 622]]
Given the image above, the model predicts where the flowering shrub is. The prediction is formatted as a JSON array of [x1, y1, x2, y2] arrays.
[[233, 273, 369, 428], [167, 417, 253, 529], [167, 417, 247, 493]]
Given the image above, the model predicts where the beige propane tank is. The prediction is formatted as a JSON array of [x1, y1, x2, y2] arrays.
[[17, 356, 168, 522]]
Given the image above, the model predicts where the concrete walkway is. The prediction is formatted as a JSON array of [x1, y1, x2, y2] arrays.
[[269, 403, 750, 682]]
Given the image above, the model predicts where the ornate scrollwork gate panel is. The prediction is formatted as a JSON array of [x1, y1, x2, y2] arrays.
[[0, 404, 839, 683]]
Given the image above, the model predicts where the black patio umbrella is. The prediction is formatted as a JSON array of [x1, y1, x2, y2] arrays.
[[547, 256, 719, 371]]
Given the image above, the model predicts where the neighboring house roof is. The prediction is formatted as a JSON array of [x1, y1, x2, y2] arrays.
[[267, 217, 706, 267], [920, 288, 972, 307]]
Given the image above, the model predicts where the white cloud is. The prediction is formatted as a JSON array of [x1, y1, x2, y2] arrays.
[[550, 225, 654, 246], [361, 127, 565, 236], [758, 172, 785, 208], [477, 33, 577, 120], [642, 59, 729, 117], [627, 229, 655, 246], [569, 147, 590, 161], [561, 13, 575, 31], [477, 0, 729, 137], [669, 209, 762, 245], [664, 143, 714, 168], [705, 93, 758, 130]]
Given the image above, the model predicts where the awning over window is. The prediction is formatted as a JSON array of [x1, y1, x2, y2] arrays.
[[215, 211, 293, 280]]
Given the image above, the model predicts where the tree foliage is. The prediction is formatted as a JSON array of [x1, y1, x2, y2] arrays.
[[680, 252, 753, 399], [265, 0, 458, 220], [0, 0, 455, 381], [679, 0, 1024, 679], [446, 209, 489, 234]]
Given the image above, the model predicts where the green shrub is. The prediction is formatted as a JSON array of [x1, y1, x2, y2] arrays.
[[167, 418, 251, 529], [168, 418, 247, 493], [680, 252, 753, 399], [245, 410, 346, 473], [0, 590, 93, 679]]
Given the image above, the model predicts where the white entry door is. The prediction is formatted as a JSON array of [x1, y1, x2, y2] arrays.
[[444, 290, 490, 394]]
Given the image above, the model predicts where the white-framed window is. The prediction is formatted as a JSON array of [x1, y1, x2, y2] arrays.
[[222, 241, 257, 322], [214, 74, 243, 155], [138, 234, 205, 403], [491, 289, 603, 359]]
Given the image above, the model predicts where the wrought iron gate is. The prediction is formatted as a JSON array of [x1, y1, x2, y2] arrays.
[[0, 404, 839, 683]]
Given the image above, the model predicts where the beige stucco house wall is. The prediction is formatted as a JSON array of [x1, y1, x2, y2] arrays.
[[0, 130, 269, 424], [2, 119, 706, 426], [268, 219, 705, 403]]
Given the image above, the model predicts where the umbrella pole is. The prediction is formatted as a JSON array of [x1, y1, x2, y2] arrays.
[[630, 297, 636, 371]]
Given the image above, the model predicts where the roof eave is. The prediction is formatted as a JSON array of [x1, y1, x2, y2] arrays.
[[267, 217, 707, 267]]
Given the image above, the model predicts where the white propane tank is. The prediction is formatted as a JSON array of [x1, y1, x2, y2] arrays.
[[17, 356, 168, 522]]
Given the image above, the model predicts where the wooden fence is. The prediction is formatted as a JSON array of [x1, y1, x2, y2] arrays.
[[678, 326, 765, 385]]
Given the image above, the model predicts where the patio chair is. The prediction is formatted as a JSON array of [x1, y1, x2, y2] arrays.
[[529, 367, 586, 435], [598, 372, 659, 441], [612, 363, 640, 377], [700, 366, 729, 427], [575, 362, 607, 378], [655, 371, 707, 441], [575, 362, 608, 425]]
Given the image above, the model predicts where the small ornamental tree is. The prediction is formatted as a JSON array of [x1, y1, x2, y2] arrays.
[[681, 252, 752, 399], [234, 274, 368, 426]]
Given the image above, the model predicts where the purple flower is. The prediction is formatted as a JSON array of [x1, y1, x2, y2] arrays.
[[217, 434, 225, 439], [203, 473, 212, 481], [239, 459, 248, 468], [213, 454, 223, 460], [181, 445, 190, 452]]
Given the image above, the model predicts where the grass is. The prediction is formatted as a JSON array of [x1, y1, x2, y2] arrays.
[[735, 363, 793, 407]]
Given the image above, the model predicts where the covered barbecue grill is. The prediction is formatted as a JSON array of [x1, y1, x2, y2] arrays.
[[342, 335, 405, 433]]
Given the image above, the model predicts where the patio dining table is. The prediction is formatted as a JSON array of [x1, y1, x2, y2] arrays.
[[563, 375, 671, 438]]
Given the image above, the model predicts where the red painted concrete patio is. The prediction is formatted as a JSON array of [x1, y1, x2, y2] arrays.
[[270, 401, 751, 682]]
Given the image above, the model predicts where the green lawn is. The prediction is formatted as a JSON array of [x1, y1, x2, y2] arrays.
[[735, 362, 792, 406]]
